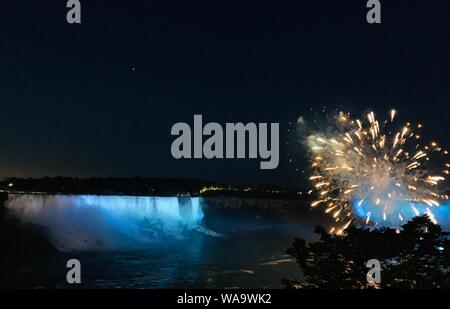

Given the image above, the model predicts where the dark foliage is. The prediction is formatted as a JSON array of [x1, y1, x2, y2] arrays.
[[0, 177, 303, 199], [285, 215, 450, 289]]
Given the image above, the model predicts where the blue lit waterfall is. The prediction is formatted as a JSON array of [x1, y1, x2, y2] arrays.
[[5, 194, 206, 251]]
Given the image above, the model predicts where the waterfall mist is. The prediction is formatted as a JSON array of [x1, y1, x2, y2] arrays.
[[5, 194, 205, 251]]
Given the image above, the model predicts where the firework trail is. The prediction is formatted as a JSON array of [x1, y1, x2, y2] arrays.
[[303, 109, 449, 234]]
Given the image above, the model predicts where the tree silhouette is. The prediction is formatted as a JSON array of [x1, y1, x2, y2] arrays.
[[284, 215, 450, 289]]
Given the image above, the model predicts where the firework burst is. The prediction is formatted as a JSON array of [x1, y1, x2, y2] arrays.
[[306, 110, 448, 234]]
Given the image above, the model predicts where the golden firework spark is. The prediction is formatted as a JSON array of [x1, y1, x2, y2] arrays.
[[306, 109, 448, 233]]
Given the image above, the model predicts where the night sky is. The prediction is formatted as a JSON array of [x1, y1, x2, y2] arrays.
[[0, 0, 449, 187]]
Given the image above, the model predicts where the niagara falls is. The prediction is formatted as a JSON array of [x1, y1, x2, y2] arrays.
[[5, 194, 206, 251]]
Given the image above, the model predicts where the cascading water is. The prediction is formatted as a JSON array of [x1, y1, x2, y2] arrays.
[[5, 194, 206, 251]]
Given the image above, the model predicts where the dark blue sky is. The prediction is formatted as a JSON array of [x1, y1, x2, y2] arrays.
[[0, 0, 449, 187]]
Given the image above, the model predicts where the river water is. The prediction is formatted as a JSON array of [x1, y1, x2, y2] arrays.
[[3, 194, 323, 288]]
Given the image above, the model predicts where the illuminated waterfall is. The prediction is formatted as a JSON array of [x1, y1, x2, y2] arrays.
[[5, 194, 205, 251]]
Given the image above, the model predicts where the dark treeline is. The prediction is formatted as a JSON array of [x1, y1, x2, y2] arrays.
[[0, 177, 209, 196], [0, 177, 305, 199]]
